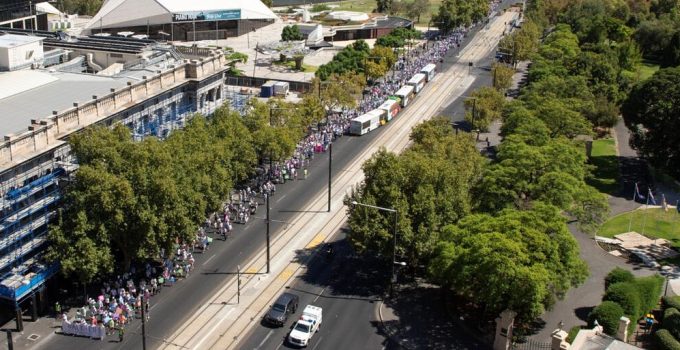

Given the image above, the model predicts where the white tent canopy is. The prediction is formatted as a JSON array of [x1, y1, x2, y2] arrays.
[[35, 2, 62, 15], [85, 0, 277, 31]]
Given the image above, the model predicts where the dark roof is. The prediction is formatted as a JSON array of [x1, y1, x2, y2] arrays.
[[375, 16, 413, 29]]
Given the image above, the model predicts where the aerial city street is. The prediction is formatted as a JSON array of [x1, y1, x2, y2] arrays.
[[0, 0, 679, 349]]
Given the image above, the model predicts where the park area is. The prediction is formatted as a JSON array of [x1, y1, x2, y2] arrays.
[[588, 138, 619, 195], [317, 0, 443, 25], [599, 208, 680, 249]]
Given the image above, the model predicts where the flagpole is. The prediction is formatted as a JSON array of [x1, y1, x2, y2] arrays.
[[642, 188, 651, 235], [629, 183, 637, 232]]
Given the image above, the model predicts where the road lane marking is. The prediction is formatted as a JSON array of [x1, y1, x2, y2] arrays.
[[313, 286, 328, 303], [305, 233, 325, 249], [311, 336, 323, 350], [255, 330, 274, 350], [202, 254, 216, 266], [278, 267, 294, 281], [191, 308, 234, 350]]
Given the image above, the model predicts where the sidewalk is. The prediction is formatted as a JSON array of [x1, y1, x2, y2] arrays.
[[0, 313, 62, 350], [376, 284, 490, 350], [158, 11, 516, 350]]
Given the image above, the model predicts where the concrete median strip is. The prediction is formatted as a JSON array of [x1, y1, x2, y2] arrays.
[[160, 11, 515, 350]]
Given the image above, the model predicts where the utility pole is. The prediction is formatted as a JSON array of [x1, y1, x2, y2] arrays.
[[141, 294, 147, 350], [266, 193, 270, 274], [5, 329, 13, 350], [328, 143, 332, 212], [237, 265, 241, 303]]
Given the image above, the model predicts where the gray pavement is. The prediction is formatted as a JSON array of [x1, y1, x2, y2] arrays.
[[378, 284, 489, 350], [529, 223, 656, 342]]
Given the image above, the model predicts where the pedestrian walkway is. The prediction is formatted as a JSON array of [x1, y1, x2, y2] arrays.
[[377, 284, 488, 350]]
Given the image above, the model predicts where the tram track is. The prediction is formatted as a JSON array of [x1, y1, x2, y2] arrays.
[[161, 11, 516, 350]]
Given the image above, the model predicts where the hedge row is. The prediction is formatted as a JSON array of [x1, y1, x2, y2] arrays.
[[589, 269, 664, 337], [603, 275, 664, 324], [657, 329, 680, 350], [664, 296, 680, 311]]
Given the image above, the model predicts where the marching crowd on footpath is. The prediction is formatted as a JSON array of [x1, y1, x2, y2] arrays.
[[54, 1, 503, 341]]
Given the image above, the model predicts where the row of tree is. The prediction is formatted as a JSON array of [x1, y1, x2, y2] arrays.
[[345, 4, 630, 323], [375, 27, 422, 48], [315, 40, 398, 81], [46, 95, 334, 282], [432, 0, 490, 33], [533, 0, 680, 179]]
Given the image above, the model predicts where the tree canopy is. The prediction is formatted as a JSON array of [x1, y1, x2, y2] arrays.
[[281, 25, 303, 41], [622, 67, 680, 179], [433, 0, 489, 33], [345, 118, 484, 267], [46, 96, 330, 282], [429, 203, 588, 321]]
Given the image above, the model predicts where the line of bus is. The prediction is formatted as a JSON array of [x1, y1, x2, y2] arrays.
[[349, 62, 438, 136]]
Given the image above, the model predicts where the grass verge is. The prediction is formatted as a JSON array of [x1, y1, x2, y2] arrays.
[[588, 138, 620, 195], [598, 208, 680, 248]]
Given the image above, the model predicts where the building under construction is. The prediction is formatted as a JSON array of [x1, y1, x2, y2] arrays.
[[0, 28, 243, 328]]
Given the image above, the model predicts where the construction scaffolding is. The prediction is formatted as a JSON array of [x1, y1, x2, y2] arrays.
[[0, 146, 75, 304]]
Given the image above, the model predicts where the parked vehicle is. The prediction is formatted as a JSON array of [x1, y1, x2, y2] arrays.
[[264, 292, 299, 326], [288, 305, 323, 347]]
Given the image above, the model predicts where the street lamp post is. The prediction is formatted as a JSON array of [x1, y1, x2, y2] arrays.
[[141, 294, 148, 350], [317, 80, 332, 212], [349, 201, 404, 297], [267, 106, 298, 273]]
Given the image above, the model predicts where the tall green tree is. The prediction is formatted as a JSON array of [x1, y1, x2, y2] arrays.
[[464, 87, 505, 132], [492, 63, 515, 91], [428, 203, 588, 321], [346, 118, 484, 267], [622, 67, 680, 179], [376, 0, 393, 13]]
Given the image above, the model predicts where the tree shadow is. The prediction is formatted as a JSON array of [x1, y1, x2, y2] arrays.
[[290, 234, 389, 299], [382, 285, 491, 349], [575, 306, 594, 322]]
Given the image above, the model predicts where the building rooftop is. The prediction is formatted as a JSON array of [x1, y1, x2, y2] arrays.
[[0, 70, 133, 136], [0, 34, 44, 48]]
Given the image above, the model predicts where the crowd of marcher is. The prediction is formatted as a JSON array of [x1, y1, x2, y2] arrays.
[[58, 1, 503, 341]]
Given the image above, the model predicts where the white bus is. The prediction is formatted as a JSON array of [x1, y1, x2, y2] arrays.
[[395, 85, 415, 107], [407, 73, 427, 94], [378, 99, 400, 121], [420, 64, 436, 82], [349, 111, 381, 135]]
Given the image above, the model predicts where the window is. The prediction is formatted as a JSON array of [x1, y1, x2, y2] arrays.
[[110, 53, 123, 58], [25, 50, 34, 60]]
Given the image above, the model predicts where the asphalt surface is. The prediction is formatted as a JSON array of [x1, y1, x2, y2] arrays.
[[236, 231, 391, 350], [234, 19, 504, 350], [38, 116, 382, 350], [36, 11, 505, 350]]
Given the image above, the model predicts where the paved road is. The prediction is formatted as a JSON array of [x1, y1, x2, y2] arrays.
[[33, 10, 514, 350], [236, 231, 391, 350], [35, 112, 381, 350]]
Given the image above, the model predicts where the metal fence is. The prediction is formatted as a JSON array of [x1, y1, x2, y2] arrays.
[[512, 339, 552, 350], [225, 75, 312, 93]]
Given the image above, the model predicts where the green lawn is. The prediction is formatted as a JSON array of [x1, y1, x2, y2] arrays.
[[637, 61, 660, 82], [327, 0, 443, 25], [588, 138, 620, 195], [272, 60, 318, 73], [599, 208, 680, 248]]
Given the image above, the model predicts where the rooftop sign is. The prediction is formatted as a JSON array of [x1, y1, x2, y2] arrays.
[[172, 9, 241, 22]]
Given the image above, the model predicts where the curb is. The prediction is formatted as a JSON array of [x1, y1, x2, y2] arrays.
[[376, 299, 413, 350]]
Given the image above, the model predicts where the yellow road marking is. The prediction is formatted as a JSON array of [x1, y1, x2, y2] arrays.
[[278, 267, 294, 281], [246, 267, 258, 274], [305, 233, 325, 249]]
